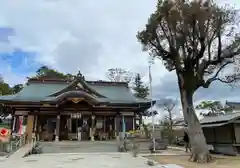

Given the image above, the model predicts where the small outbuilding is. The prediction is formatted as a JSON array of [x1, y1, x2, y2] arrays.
[[200, 112, 240, 156]]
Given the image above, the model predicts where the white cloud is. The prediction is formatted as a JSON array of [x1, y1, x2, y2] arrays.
[[0, 0, 168, 83], [0, 0, 240, 106], [0, 61, 27, 85]]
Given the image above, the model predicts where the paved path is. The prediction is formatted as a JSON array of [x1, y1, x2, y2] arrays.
[[1, 153, 183, 168], [8, 142, 36, 160], [1, 153, 150, 167], [0, 141, 186, 167], [0, 156, 6, 162], [39, 141, 118, 153], [0, 141, 184, 168]]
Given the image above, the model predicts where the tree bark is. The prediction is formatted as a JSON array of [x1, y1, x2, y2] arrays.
[[178, 76, 214, 163]]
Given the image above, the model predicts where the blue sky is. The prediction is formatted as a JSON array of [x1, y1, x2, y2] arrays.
[[0, 27, 41, 83], [0, 49, 40, 74], [0, 27, 14, 42]]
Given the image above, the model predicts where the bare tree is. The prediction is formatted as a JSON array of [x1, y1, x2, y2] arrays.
[[163, 99, 176, 131], [137, 0, 240, 162], [162, 99, 176, 144], [106, 68, 134, 83]]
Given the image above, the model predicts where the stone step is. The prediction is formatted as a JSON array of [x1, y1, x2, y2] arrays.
[[6, 141, 36, 161]]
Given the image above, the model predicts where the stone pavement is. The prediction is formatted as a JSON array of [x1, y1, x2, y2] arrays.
[[0, 156, 6, 162], [39, 141, 118, 153], [168, 146, 185, 151], [0, 141, 185, 168], [0, 153, 183, 168], [8, 142, 36, 160]]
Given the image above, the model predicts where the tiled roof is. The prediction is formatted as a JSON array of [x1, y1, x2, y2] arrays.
[[225, 101, 240, 109], [15, 83, 67, 99], [0, 79, 150, 104], [226, 101, 240, 105], [200, 112, 240, 124], [89, 84, 136, 101]]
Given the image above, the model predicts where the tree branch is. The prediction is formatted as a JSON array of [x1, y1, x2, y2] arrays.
[[154, 27, 183, 72], [202, 61, 233, 88]]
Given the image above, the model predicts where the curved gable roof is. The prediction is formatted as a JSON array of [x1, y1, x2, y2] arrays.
[[52, 90, 100, 105], [50, 78, 106, 98]]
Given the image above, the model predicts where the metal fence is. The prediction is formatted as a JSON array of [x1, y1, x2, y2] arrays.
[[0, 134, 27, 156]]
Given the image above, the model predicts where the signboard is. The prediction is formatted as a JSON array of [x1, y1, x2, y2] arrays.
[[71, 113, 82, 118], [96, 120, 103, 129]]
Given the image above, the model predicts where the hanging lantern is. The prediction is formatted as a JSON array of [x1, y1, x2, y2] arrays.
[[0, 128, 10, 142], [0, 128, 9, 137]]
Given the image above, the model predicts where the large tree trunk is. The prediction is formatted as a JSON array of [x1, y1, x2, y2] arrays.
[[178, 77, 214, 163]]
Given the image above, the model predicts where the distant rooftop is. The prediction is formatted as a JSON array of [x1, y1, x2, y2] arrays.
[[200, 112, 240, 124], [225, 101, 240, 108]]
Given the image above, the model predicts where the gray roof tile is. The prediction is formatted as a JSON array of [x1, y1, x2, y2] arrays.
[[0, 81, 148, 103], [200, 112, 240, 124], [201, 122, 227, 128], [88, 84, 137, 101], [226, 101, 240, 106], [0, 95, 15, 100], [14, 83, 67, 99]]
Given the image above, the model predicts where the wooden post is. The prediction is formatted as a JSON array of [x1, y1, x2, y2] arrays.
[[69, 116, 72, 132], [36, 116, 40, 141], [115, 112, 121, 141], [55, 115, 60, 141], [121, 115, 125, 140], [10, 108, 15, 141], [26, 115, 34, 143], [114, 117, 117, 137], [139, 113, 143, 125], [133, 112, 136, 131], [15, 116, 20, 133], [34, 115, 38, 140], [103, 116, 106, 133], [12, 116, 16, 132], [31, 115, 37, 140], [77, 113, 82, 141], [91, 115, 95, 141]]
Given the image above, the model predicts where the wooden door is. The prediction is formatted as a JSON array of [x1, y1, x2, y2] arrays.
[[235, 123, 240, 143]]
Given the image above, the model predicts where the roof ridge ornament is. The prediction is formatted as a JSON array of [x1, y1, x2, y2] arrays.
[[76, 71, 85, 81]]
